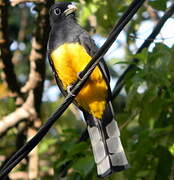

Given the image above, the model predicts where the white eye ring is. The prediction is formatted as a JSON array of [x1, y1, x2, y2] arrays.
[[54, 8, 61, 16]]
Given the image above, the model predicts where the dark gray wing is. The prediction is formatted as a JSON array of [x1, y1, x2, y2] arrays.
[[78, 31, 112, 99]]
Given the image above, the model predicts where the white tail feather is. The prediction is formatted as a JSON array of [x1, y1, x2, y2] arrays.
[[88, 118, 128, 177]]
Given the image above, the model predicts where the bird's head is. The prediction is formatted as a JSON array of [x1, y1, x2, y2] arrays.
[[49, 2, 77, 25]]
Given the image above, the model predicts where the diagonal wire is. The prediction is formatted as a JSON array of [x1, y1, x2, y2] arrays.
[[0, 0, 145, 177], [112, 3, 174, 99]]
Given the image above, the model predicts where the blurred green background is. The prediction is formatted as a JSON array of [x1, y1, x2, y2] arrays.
[[0, 0, 174, 179]]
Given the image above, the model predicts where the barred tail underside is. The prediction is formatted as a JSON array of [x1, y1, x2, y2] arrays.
[[87, 117, 129, 178]]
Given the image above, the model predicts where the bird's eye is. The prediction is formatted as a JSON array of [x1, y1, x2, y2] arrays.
[[54, 8, 61, 15]]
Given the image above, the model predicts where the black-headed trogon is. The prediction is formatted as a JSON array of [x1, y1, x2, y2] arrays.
[[47, 2, 129, 178]]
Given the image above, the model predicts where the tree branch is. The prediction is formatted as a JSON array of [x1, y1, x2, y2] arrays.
[[112, 3, 174, 99], [0, 0, 21, 96], [21, 1, 52, 114], [12, 7, 29, 66], [0, 91, 36, 137], [21, 37, 44, 95], [0, 0, 146, 177], [27, 128, 39, 179]]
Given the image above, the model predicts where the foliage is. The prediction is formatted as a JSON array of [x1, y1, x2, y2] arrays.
[[122, 43, 174, 180], [0, 0, 174, 179]]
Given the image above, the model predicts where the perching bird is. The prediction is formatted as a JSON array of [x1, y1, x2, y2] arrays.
[[47, 2, 129, 178]]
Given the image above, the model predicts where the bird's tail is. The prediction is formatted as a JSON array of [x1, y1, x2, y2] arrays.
[[84, 103, 129, 178]]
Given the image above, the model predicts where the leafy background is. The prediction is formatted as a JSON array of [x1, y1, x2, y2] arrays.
[[0, 0, 174, 179]]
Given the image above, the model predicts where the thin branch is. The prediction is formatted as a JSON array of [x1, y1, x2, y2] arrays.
[[112, 3, 174, 99], [21, 38, 44, 94], [27, 128, 39, 179], [0, 91, 36, 137], [0, 0, 145, 177], [0, 0, 21, 96], [12, 7, 29, 65], [0, 109, 29, 136], [10, 0, 44, 6], [9, 172, 28, 179], [21, 1, 52, 114]]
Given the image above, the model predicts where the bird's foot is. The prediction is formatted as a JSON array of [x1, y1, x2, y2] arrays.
[[67, 85, 75, 96], [77, 71, 83, 80]]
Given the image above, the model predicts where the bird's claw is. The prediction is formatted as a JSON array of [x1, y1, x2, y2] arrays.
[[77, 71, 83, 80], [67, 71, 84, 96], [67, 85, 75, 96]]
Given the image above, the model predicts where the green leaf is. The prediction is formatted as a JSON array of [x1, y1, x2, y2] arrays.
[[54, 158, 71, 170], [169, 143, 174, 156], [67, 142, 89, 157], [137, 170, 150, 177], [38, 138, 57, 154], [133, 48, 148, 64], [61, 141, 77, 153], [114, 61, 132, 65], [149, 0, 167, 11], [139, 91, 162, 128], [72, 155, 95, 177], [155, 146, 172, 180]]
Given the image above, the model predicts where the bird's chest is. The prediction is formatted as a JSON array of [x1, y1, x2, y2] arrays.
[[51, 43, 96, 87], [50, 42, 108, 119]]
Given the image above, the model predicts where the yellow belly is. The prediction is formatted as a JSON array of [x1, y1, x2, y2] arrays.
[[50, 43, 108, 119]]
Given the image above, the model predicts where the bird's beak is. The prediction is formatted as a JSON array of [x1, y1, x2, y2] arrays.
[[64, 4, 77, 16]]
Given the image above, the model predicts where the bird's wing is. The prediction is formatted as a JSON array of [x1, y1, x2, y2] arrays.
[[78, 31, 112, 99]]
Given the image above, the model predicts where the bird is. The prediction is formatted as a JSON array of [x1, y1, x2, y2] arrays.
[[47, 2, 129, 178]]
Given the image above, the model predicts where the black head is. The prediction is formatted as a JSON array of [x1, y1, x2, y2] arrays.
[[49, 2, 77, 26]]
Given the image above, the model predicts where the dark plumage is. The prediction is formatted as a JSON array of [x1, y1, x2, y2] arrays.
[[47, 2, 129, 178]]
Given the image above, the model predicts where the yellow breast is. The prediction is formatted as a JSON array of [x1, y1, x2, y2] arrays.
[[50, 43, 108, 119]]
